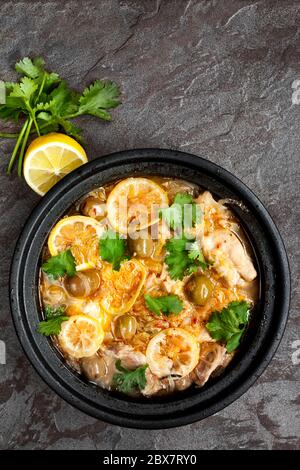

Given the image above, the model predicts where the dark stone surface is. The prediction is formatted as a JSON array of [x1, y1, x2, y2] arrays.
[[0, 0, 299, 450]]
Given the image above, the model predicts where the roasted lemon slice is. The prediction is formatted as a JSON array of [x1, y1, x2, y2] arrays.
[[146, 328, 200, 378], [98, 259, 146, 315], [23, 133, 88, 196], [48, 215, 104, 271], [58, 314, 104, 358], [106, 177, 168, 234]]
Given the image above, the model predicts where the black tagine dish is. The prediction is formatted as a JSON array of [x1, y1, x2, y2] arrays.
[[10, 149, 290, 429]]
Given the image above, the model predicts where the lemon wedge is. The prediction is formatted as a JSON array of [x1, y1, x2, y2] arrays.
[[48, 215, 104, 271], [23, 133, 88, 195], [58, 314, 104, 359], [146, 328, 200, 378], [106, 177, 169, 234]]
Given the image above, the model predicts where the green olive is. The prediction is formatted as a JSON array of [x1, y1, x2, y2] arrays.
[[186, 275, 214, 306], [113, 314, 137, 340], [64, 270, 101, 298], [80, 354, 107, 382], [128, 236, 154, 258]]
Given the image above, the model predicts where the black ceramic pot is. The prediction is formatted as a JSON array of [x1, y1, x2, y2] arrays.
[[10, 149, 290, 429]]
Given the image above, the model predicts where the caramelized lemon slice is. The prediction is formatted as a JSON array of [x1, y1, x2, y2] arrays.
[[98, 259, 146, 315], [58, 314, 104, 358], [146, 328, 199, 378], [48, 215, 104, 271], [23, 133, 88, 195], [106, 177, 169, 234]]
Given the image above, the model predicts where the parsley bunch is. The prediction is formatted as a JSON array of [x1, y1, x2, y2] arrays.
[[206, 301, 250, 352], [0, 57, 121, 176], [112, 360, 148, 394]]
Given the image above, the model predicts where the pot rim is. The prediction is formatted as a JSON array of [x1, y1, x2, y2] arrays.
[[9, 148, 291, 429]]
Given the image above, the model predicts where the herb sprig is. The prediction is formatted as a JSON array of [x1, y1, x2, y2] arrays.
[[159, 192, 201, 230], [37, 304, 68, 336], [144, 294, 183, 316], [206, 301, 250, 352], [112, 360, 148, 394], [42, 249, 76, 279], [164, 236, 207, 280], [99, 229, 129, 270], [0, 57, 121, 175]]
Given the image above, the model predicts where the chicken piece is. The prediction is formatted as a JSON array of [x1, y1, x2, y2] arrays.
[[104, 343, 147, 369], [192, 342, 228, 386], [202, 229, 257, 286], [81, 343, 147, 390], [142, 368, 193, 396], [196, 191, 229, 233]]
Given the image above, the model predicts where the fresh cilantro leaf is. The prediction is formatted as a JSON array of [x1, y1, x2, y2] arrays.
[[37, 304, 68, 336], [44, 305, 67, 318], [37, 316, 68, 336], [42, 249, 76, 279], [99, 229, 129, 270], [10, 77, 38, 103], [188, 241, 207, 270], [165, 236, 207, 280], [206, 301, 250, 352], [144, 294, 183, 316], [15, 57, 60, 90], [46, 81, 79, 116], [15, 57, 45, 80], [160, 192, 202, 230], [36, 81, 81, 139], [112, 360, 148, 394], [78, 80, 121, 120], [160, 204, 182, 230], [0, 93, 27, 121]]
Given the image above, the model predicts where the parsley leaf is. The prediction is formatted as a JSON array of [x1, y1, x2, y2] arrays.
[[10, 77, 38, 103], [37, 304, 68, 336], [36, 81, 82, 140], [99, 229, 129, 270], [165, 236, 207, 280], [42, 249, 76, 279], [144, 294, 183, 316], [206, 301, 250, 352], [187, 241, 207, 270], [15, 57, 60, 90], [44, 305, 66, 317], [78, 80, 121, 121], [112, 360, 148, 394], [160, 192, 202, 230]]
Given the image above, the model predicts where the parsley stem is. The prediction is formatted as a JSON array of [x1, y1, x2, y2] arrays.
[[7, 119, 29, 174], [62, 112, 81, 120], [0, 132, 20, 138], [35, 73, 46, 103], [0, 121, 53, 140], [18, 117, 33, 176], [27, 103, 40, 137]]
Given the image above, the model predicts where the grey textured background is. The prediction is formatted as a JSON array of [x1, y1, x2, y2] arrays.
[[0, 0, 299, 450]]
